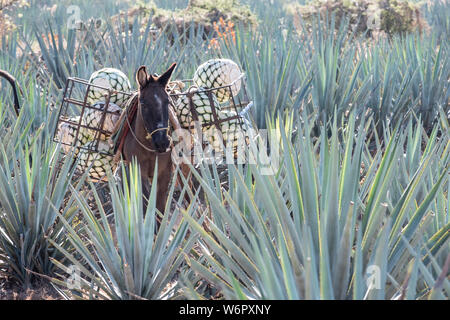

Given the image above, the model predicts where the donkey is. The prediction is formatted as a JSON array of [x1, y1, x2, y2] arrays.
[[120, 63, 177, 214]]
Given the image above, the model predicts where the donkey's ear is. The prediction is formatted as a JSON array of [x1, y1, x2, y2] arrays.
[[136, 66, 149, 88], [158, 63, 177, 87]]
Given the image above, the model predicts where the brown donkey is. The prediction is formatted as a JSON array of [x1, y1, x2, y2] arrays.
[[120, 63, 177, 214]]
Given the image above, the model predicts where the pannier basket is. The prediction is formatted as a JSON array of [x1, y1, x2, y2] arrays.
[[167, 73, 254, 153], [53, 77, 134, 157]]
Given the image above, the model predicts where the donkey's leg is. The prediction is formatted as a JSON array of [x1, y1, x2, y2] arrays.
[[141, 177, 151, 216], [156, 176, 170, 216], [156, 162, 172, 217]]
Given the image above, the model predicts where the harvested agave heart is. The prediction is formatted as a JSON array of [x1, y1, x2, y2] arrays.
[[76, 140, 116, 181], [174, 86, 221, 128], [81, 101, 122, 140], [203, 110, 251, 152], [56, 117, 92, 155], [87, 68, 131, 108], [193, 59, 242, 103]]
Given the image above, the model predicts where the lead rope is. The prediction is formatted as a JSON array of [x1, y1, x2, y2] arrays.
[[127, 104, 173, 153]]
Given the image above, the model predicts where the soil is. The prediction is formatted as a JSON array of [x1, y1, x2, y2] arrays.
[[0, 277, 62, 300]]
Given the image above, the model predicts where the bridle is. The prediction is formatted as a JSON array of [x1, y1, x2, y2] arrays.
[[125, 95, 172, 153]]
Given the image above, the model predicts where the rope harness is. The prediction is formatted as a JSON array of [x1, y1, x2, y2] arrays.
[[137, 102, 171, 144], [127, 106, 172, 153]]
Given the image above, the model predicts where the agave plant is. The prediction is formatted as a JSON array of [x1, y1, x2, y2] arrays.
[[49, 160, 197, 299], [21, 19, 96, 93], [0, 69, 86, 285], [180, 111, 449, 300], [16, 1, 448, 136], [422, 0, 449, 42], [0, 133, 81, 287], [216, 21, 311, 128], [216, 10, 449, 134], [401, 35, 449, 131], [23, 14, 212, 99], [1, 0, 448, 301], [100, 17, 206, 83]]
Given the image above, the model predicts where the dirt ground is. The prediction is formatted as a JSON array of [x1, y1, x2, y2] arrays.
[[0, 277, 62, 300]]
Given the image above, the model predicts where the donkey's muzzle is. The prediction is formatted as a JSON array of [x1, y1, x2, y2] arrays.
[[152, 131, 170, 152]]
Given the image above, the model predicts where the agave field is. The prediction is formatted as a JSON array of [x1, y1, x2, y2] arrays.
[[0, 0, 449, 300]]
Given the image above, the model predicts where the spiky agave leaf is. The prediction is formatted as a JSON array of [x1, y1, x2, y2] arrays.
[[0, 136, 82, 286], [180, 111, 448, 300], [49, 160, 197, 299]]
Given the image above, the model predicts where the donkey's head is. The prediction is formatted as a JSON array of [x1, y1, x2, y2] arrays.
[[136, 63, 176, 153]]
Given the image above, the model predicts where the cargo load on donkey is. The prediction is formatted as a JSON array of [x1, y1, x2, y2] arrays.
[[53, 59, 253, 211], [54, 59, 253, 179], [169, 58, 254, 161], [54, 65, 181, 213], [54, 68, 132, 181]]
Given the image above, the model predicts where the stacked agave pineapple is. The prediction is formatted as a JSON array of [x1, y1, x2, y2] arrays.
[[174, 87, 221, 128], [203, 110, 251, 154], [56, 68, 131, 180], [193, 59, 242, 103], [172, 58, 250, 154]]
